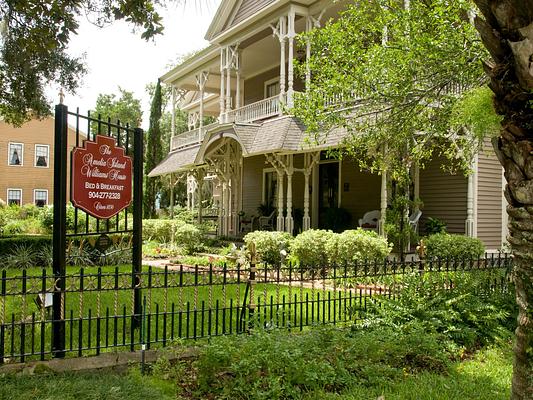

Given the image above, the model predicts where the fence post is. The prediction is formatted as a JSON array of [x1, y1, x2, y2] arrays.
[[52, 104, 68, 358], [132, 127, 143, 327], [247, 243, 256, 332]]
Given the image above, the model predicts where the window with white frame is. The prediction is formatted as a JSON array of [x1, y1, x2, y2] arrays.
[[8, 143, 23, 166], [264, 78, 280, 99], [35, 144, 49, 167], [7, 189, 22, 206], [34, 189, 48, 207]]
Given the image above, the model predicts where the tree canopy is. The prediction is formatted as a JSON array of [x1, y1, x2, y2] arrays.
[[293, 0, 491, 181], [0, 0, 167, 125], [91, 87, 142, 131]]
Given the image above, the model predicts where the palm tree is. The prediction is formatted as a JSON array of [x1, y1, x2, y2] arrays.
[[473, 2, 533, 399]]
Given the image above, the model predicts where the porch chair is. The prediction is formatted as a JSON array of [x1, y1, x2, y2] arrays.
[[358, 210, 381, 230], [409, 209, 422, 233], [258, 210, 276, 231]]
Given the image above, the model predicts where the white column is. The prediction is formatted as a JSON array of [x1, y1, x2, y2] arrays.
[[303, 171, 311, 230], [287, 11, 295, 108], [285, 155, 294, 234], [379, 169, 387, 236], [219, 48, 226, 121], [169, 174, 174, 218], [226, 49, 231, 116], [171, 87, 176, 149], [279, 16, 286, 111], [235, 52, 241, 110], [465, 160, 476, 237], [311, 163, 319, 228], [305, 18, 311, 91], [276, 171, 285, 231]]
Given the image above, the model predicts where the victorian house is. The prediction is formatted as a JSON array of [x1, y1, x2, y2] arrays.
[[149, 0, 506, 249]]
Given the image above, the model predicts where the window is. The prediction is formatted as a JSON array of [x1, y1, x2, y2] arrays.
[[34, 189, 48, 207], [264, 78, 280, 99], [262, 170, 278, 207], [8, 143, 23, 166], [7, 189, 22, 206], [35, 144, 49, 167]]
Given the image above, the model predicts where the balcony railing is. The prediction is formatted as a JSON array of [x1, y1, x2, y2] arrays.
[[170, 122, 219, 151], [226, 95, 281, 123]]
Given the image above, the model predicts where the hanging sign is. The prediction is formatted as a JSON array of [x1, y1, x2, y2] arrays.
[[71, 135, 132, 219]]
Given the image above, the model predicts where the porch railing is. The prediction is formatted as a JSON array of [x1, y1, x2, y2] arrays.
[[226, 95, 282, 123]]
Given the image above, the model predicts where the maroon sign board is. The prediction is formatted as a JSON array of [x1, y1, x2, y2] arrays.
[[71, 135, 133, 219]]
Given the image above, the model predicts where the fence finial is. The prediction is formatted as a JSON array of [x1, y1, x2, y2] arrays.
[[59, 88, 65, 104]]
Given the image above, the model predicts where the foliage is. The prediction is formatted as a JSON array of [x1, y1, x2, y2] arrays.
[[322, 207, 351, 232], [174, 223, 202, 255], [425, 233, 485, 259], [358, 271, 515, 349], [450, 87, 502, 142], [257, 202, 275, 217], [425, 217, 447, 235], [144, 79, 164, 219], [289, 229, 333, 267], [91, 88, 142, 133], [0, 0, 166, 125], [5, 244, 37, 269], [0, 235, 51, 260], [142, 241, 180, 259], [326, 229, 391, 264], [142, 219, 184, 242], [39, 205, 87, 233], [173, 326, 453, 399], [293, 0, 487, 182], [244, 231, 293, 265], [384, 196, 419, 257]]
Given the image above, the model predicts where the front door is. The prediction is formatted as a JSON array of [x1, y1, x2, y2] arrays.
[[318, 162, 339, 228]]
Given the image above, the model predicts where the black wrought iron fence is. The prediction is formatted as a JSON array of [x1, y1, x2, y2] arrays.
[[0, 254, 512, 363]]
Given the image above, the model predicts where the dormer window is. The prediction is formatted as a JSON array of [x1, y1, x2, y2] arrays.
[[8, 143, 23, 166]]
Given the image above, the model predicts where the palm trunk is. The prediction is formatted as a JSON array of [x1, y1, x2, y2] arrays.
[[473, 1, 533, 399]]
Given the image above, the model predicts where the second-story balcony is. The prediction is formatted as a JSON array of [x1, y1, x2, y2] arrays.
[[225, 95, 281, 124]]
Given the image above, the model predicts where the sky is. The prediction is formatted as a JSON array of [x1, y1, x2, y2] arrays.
[[47, 1, 221, 130]]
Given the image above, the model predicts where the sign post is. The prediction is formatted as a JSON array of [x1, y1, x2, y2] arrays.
[[53, 104, 143, 357], [52, 104, 68, 358]]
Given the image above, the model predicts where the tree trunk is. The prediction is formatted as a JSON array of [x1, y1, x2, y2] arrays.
[[473, 2, 533, 399]]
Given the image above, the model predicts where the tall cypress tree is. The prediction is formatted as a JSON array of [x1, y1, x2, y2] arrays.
[[144, 79, 163, 218]]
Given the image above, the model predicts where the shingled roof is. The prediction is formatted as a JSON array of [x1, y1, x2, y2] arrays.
[[148, 116, 348, 176]]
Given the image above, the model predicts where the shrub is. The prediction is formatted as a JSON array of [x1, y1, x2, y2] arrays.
[[6, 245, 38, 269], [290, 229, 333, 267], [425, 217, 447, 235], [326, 229, 391, 264], [424, 233, 485, 259], [244, 231, 293, 265], [359, 271, 514, 349], [142, 219, 184, 242], [174, 223, 203, 255], [39, 205, 87, 233], [2, 219, 25, 235], [0, 235, 52, 260]]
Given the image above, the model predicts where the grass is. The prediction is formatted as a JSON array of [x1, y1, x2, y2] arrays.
[[0, 335, 511, 400], [0, 369, 175, 400], [305, 344, 512, 400]]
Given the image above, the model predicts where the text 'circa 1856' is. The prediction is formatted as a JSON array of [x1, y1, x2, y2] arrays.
[[71, 135, 133, 219]]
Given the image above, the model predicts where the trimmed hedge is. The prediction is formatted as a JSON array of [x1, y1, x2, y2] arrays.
[[424, 233, 485, 259], [0, 235, 52, 258]]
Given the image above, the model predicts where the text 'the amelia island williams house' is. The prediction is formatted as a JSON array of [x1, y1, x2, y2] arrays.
[[149, 0, 507, 250]]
